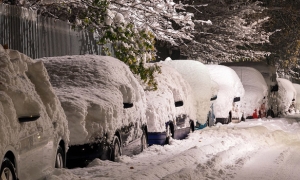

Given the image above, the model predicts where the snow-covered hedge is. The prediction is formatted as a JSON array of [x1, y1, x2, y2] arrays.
[[277, 78, 296, 114], [145, 63, 194, 132], [206, 65, 245, 119], [162, 60, 212, 125], [0, 45, 69, 155], [229, 66, 268, 117], [41, 55, 147, 145]]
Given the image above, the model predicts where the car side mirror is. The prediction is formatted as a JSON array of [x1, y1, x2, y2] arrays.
[[18, 115, 40, 123], [210, 95, 217, 101], [233, 97, 240, 102], [123, 103, 134, 109], [175, 101, 184, 107]]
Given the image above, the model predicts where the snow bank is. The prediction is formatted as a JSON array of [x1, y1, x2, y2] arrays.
[[206, 65, 245, 118], [41, 55, 147, 145], [162, 60, 212, 124], [229, 66, 268, 117], [293, 83, 300, 112], [145, 63, 194, 132], [0, 45, 69, 155], [277, 78, 296, 114]]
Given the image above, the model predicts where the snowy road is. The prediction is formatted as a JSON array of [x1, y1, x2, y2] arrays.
[[48, 117, 300, 180]]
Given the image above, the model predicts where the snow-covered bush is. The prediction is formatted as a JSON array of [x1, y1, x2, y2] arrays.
[[162, 60, 212, 125], [41, 55, 147, 145]]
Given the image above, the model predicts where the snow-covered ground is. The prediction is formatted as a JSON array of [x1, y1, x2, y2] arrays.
[[47, 116, 300, 180]]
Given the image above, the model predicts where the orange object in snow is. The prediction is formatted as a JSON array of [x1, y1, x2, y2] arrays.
[[253, 109, 258, 119]]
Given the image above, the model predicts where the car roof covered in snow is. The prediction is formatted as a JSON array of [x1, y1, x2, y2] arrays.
[[162, 59, 212, 124], [40, 55, 147, 145]]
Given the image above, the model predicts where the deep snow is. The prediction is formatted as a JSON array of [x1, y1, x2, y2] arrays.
[[47, 116, 300, 180]]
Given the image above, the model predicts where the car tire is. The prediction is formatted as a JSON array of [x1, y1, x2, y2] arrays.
[[141, 130, 148, 152], [190, 121, 195, 132], [55, 146, 65, 168], [1, 158, 17, 180], [111, 136, 121, 162]]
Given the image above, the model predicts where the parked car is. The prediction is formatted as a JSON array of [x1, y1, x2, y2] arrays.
[[293, 83, 300, 113], [145, 63, 196, 145], [41, 55, 148, 168], [220, 61, 279, 117], [0, 45, 69, 179], [206, 65, 245, 124], [228, 66, 268, 119], [277, 78, 296, 116], [162, 60, 213, 128]]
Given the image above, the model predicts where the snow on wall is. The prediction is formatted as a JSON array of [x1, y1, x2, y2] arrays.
[[41, 55, 147, 145], [277, 78, 296, 113], [145, 63, 195, 132], [206, 65, 245, 118], [162, 60, 212, 124], [0, 45, 69, 156], [293, 83, 300, 111], [229, 66, 268, 117], [220, 62, 277, 87]]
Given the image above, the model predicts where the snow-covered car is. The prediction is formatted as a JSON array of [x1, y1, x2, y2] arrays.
[[277, 78, 296, 116], [293, 83, 300, 113], [162, 59, 214, 127], [228, 66, 268, 119], [206, 65, 245, 124], [41, 55, 148, 168], [220, 61, 279, 117], [0, 46, 69, 179], [145, 63, 196, 145]]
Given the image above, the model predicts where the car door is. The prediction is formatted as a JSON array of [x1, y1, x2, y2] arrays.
[[17, 115, 52, 179], [120, 121, 142, 156]]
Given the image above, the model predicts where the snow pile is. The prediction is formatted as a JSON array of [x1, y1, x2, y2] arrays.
[[293, 83, 300, 112], [206, 65, 245, 118], [145, 63, 194, 132], [229, 66, 268, 117], [41, 55, 147, 145], [277, 78, 296, 114], [0, 45, 69, 155], [162, 60, 212, 124]]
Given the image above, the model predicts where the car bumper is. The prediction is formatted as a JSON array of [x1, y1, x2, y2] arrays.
[[147, 127, 190, 146]]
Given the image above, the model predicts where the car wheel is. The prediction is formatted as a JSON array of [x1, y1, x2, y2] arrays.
[[141, 130, 148, 152], [190, 121, 195, 132], [55, 146, 64, 168], [1, 158, 17, 180], [111, 136, 121, 162]]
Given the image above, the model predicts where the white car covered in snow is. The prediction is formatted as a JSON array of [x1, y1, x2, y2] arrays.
[[145, 63, 196, 145], [228, 66, 268, 119], [220, 61, 279, 117], [277, 78, 296, 116], [206, 65, 245, 124], [293, 83, 300, 112], [0, 46, 69, 179], [42, 55, 148, 168], [162, 60, 214, 127]]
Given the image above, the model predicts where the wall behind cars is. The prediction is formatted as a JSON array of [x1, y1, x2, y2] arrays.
[[0, 3, 113, 58]]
